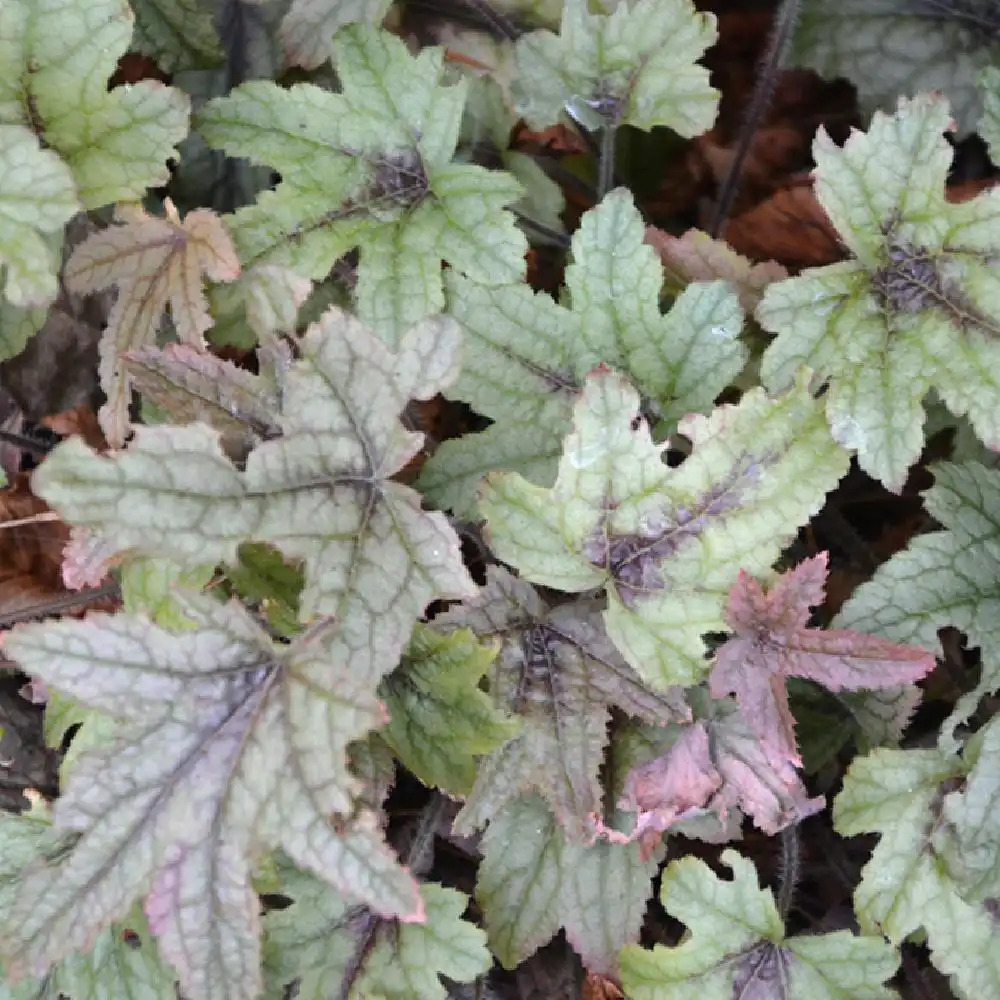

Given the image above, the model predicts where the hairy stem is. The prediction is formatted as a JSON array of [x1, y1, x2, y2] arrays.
[[708, 0, 802, 238], [776, 823, 801, 922], [597, 124, 618, 200]]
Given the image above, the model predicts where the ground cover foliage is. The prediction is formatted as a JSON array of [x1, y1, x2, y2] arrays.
[[1, 0, 1000, 997]]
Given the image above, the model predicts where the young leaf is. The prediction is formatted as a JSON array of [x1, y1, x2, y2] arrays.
[[31, 307, 475, 677], [64, 200, 241, 447], [0, 805, 177, 1000], [1, 593, 422, 1000], [476, 795, 659, 974], [709, 552, 936, 766], [0, 0, 189, 208], [834, 744, 1000, 999], [618, 709, 825, 848], [792, 0, 1000, 135], [0, 125, 80, 308], [480, 367, 849, 688], [436, 566, 687, 838], [513, 0, 718, 135], [263, 864, 490, 1000], [378, 624, 519, 796], [198, 25, 527, 346], [758, 93, 1000, 490], [420, 188, 747, 518], [619, 849, 900, 1000], [835, 461, 1000, 749]]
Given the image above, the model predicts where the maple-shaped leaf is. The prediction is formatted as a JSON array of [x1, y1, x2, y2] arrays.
[[263, 861, 490, 1000], [476, 794, 660, 974], [480, 367, 849, 689], [835, 461, 1000, 750], [758, 93, 1000, 491], [513, 0, 718, 135], [619, 849, 900, 1000], [266, 0, 394, 71], [981, 66, 1000, 166], [435, 566, 687, 839], [618, 706, 825, 850], [378, 624, 519, 796], [835, 743, 1000, 999], [32, 307, 474, 681], [0, 0, 189, 209], [792, 0, 1000, 136], [0, 125, 79, 309], [65, 200, 241, 447], [198, 24, 527, 346], [709, 552, 936, 766], [418, 188, 747, 517], [0, 592, 423, 1000], [0, 803, 177, 1000]]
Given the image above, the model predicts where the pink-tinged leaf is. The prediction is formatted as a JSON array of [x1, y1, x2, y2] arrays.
[[710, 552, 936, 765], [619, 714, 825, 849]]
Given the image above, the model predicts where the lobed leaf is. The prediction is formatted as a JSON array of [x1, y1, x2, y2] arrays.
[[419, 188, 747, 518], [32, 308, 475, 681], [1, 594, 422, 1000], [130, 0, 223, 72], [379, 624, 519, 796], [513, 0, 718, 134], [0, 0, 189, 208], [620, 850, 900, 1000], [65, 200, 241, 447], [264, 864, 490, 1000], [759, 93, 1000, 490], [198, 25, 526, 345], [480, 367, 849, 688], [437, 566, 687, 838]]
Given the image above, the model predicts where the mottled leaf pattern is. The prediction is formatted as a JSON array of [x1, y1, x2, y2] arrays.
[[481, 367, 849, 687]]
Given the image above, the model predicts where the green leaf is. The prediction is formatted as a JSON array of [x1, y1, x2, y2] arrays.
[[31, 307, 475, 674], [198, 25, 527, 345], [1, 593, 422, 1000], [437, 566, 686, 838], [758, 93, 1000, 491], [933, 715, 1000, 902], [480, 367, 848, 688], [418, 188, 747, 517], [225, 542, 304, 639], [513, 0, 718, 134], [980, 65, 1000, 167], [834, 744, 1000, 999], [130, 0, 223, 72], [476, 795, 659, 974], [792, 0, 1000, 135], [0, 0, 190, 209], [378, 624, 518, 795], [620, 849, 900, 999], [0, 125, 79, 308], [264, 864, 490, 1000], [835, 461, 1000, 748]]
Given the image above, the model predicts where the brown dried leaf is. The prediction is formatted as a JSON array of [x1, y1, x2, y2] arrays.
[[64, 199, 241, 447]]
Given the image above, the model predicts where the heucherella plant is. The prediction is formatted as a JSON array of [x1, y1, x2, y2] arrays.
[[5, 0, 1000, 997], [197, 24, 528, 346], [757, 93, 1000, 492]]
